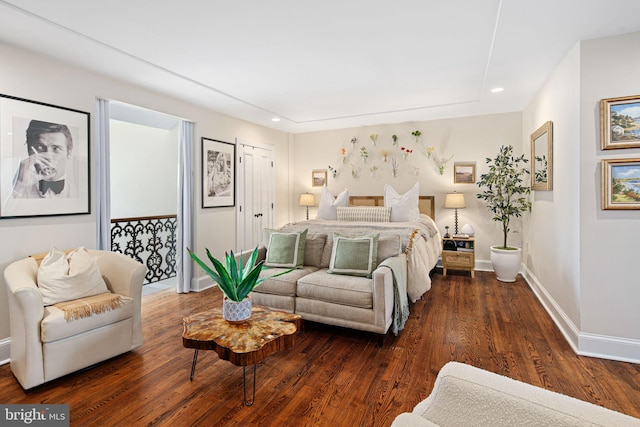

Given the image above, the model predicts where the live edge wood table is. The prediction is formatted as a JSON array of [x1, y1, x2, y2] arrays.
[[182, 306, 303, 406]]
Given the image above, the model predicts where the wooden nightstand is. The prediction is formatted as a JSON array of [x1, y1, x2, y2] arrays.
[[442, 237, 475, 278]]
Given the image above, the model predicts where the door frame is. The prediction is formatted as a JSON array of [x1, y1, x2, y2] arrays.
[[235, 138, 275, 253]]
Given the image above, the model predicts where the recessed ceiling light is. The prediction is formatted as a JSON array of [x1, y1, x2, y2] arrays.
[[491, 87, 504, 93], [271, 117, 281, 122]]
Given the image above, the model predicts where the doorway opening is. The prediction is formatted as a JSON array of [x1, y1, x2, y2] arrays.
[[109, 101, 180, 294]]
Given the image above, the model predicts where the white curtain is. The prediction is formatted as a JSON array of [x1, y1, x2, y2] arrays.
[[95, 98, 112, 251], [177, 121, 194, 293]]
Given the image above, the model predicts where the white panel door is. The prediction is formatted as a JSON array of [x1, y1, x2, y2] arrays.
[[236, 141, 274, 252]]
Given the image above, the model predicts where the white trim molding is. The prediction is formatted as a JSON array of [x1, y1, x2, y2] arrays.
[[0, 338, 10, 366], [191, 275, 214, 293], [522, 265, 640, 364]]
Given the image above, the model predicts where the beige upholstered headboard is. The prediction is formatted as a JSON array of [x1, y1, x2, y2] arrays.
[[349, 195, 435, 220]]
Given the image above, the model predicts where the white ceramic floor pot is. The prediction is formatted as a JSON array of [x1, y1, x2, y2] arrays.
[[222, 296, 252, 324], [490, 246, 522, 282]]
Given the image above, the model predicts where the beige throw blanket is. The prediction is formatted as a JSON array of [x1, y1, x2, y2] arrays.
[[54, 292, 123, 322]]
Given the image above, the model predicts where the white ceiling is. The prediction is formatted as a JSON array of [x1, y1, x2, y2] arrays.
[[1, 0, 640, 134]]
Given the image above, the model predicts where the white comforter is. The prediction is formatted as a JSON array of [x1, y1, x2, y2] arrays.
[[279, 214, 442, 302]]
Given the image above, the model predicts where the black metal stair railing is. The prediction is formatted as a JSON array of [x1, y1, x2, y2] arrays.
[[111, 215, 177, 284]]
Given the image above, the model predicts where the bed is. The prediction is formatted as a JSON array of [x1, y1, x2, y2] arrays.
[[279, 195, 442, 302]]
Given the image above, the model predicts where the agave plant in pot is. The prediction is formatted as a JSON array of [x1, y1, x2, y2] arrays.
[[476, 145, 531, 282], [188, 247, 289, 323]]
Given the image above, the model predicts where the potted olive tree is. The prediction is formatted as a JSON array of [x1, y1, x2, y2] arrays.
[[476, 145, 531, 282]]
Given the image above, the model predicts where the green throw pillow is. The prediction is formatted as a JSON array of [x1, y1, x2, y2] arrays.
[[328, 233, 379, 277], [265, 229, 307, 268]]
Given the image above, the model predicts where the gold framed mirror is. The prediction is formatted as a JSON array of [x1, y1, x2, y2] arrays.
[[531, 121, 553, 191]]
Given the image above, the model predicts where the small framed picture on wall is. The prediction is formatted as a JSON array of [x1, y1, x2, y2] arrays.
[[453, 162, 476, 184], [312, 169, 327, 187], [600, 95, 640, 150], [601, 158, 640, 210]]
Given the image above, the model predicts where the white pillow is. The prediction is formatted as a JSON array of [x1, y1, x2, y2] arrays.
[[384, 182, 420, 222], [37, 247, 109, 306], [316, 185, 349, 220]]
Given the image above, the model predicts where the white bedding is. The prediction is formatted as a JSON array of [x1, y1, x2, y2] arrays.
[[279, 214, 442, 302]]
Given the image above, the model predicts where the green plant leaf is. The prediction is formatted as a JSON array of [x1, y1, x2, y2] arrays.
[[188, 248, 235, 299], [242, 247, 260, 280], [236, 263, 264, 301], [227, 250, 239, 286], [206, 249, 237, 301]]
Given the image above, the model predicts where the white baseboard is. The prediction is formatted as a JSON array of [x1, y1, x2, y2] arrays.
[[474, 259, 493, 272], [521, 265, 580, 353], [578, 333, 640, 364], [191, 274, 215, 292], [521, 265, 640, 364], [0, 338, 10, 366], [436, 258, 493, 272]]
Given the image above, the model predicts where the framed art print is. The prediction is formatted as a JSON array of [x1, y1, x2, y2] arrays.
[[202, 137, 235, 208], [601, 158, 640, 210], [453, 162, 476, 184], [0, 94, 90, 219], [312, 169, 327, 187], [600, 95, 640, 150]]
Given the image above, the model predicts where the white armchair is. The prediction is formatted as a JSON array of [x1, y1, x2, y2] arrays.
[[392, 361, 640, 426], [4, 250, 147, 389]]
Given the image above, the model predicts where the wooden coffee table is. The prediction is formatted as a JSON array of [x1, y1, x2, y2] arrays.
[[182, 305, 302, 405]]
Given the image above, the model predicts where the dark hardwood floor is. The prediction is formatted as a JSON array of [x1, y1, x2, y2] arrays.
[[1, 271, 639, 426]]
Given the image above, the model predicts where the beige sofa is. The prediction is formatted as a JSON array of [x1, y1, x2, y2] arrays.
[[4, 250, 146, 389], [249, 233, 406, 337], [392, 361, 640, 426]]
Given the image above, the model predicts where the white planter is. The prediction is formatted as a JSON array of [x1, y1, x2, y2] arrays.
[[222, 296, 252, 324], [490, 246, 522, 282]]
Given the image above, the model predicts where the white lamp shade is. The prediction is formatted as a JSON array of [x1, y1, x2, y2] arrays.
[[461, 223, 474, 236], [299, 193, 315, 207], [444, 192, 466, 209]]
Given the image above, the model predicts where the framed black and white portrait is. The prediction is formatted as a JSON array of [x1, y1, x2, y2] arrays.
[[202, 137, 235, 208], [0, 94, 90, 219]]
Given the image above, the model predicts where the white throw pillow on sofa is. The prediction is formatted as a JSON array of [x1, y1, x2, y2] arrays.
[[317, 185, 349, 220], [37, 247, 109, 306], [384, 182, 420, 222]]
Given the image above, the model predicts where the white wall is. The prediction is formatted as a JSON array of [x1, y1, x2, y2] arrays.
[[110, 120, 178, 218], [292, 113, 523, 264], [522, 44, 582, 346], [0, 41, 290, 360], [523, 31, 640, 362], [579, 32, 640, 359]]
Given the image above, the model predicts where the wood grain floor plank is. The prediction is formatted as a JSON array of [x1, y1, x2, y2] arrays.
[[0, 271, 638, 426]]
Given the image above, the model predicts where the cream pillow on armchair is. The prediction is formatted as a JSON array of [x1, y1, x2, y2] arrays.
[[37, 246, 110, 306]]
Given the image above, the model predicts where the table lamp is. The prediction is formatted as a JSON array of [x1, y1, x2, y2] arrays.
[[444, 192, 466, 235], [299, 193, 315, 220]]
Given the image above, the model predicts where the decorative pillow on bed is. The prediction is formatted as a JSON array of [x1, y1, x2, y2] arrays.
[[384, 182, 420, 222], [37, 246, 109, 306], [328, 233, 379, 277], [265, 229, 308, 268], [336, 206, 391, 222], [317, 185, 349, 220]]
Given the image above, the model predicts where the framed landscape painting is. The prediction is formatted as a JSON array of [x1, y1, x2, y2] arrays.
[[312, 169, 327, 187], [453, 162, 475, 184], [601, 158, 640, 210], [202, 138, 235, 208], [0, 94, 90, 219], [600, 95, 640, 150]]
